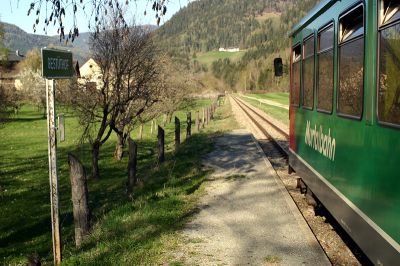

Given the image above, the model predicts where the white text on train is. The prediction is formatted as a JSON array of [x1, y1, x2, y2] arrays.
[[304, 120, 336, 161]]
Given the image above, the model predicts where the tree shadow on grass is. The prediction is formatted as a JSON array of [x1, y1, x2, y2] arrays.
[[1, 111, 222, 265], [61, 133, 216, 264]]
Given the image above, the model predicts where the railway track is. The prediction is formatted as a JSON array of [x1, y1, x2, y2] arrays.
[[230, 94, 369, 266], [231, 95, 289, 156]]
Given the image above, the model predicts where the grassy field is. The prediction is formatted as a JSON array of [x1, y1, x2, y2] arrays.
[[195, 51, 246, 67], [239, 95, 289, 126], [0, 98, 238, 265], [244, 92, 289, 106]]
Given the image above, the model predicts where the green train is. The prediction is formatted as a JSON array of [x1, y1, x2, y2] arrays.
[[288, 0, 400, 264]]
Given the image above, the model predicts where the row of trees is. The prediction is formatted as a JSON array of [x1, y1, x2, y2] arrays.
[[81, 14, 194, 179], [73, 14, 194, 179], [3, 10, 194, 180]]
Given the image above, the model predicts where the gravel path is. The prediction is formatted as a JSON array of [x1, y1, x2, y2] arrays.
[[171, 130, 330, 265]]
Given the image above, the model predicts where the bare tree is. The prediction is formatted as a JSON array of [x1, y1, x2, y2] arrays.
[[109, 54, 198, 160], [107, 29, 161, 160], [153, 59, 196, 121], [72, 12, 160, 178], [23, 0, 187, 41]]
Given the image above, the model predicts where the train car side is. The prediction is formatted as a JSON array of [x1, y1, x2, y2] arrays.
[[289, 0, 400, 264]]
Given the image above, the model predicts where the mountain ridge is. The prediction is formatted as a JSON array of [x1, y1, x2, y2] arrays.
[[1, 22, 91, 63]]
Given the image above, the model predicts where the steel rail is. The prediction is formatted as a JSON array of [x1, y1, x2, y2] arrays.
[[231, 95, 288, 156], [234, 96, 289, 139]]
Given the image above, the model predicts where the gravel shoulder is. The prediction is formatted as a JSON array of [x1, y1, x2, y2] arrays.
[[230, 95, 362, 266], [169, 130, 330, 265]]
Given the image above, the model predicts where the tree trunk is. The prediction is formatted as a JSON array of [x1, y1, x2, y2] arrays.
[[113, 134, 125, 161], [91, 141, 100, 179], [127, 138, 138, 193], [68, 153, 90, 248]]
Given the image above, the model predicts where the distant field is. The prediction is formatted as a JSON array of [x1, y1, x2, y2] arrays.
[[195, 51, 246, 66], [245, 93, 289, 106]]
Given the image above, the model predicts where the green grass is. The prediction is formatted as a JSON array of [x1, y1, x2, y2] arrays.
[[195, 51, 246, 67], [0, 98, 238, 265], [239, 96, 289, 126], [244, 92, 289, 105]]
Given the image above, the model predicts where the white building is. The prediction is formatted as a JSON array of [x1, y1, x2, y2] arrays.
[[218, 47, 240, 52], [78, 58, 103, 89]]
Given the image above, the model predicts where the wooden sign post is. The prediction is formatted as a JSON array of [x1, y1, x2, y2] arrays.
[[42, 48, 74, 265]]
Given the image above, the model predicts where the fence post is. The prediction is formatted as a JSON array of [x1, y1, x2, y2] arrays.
[[187, 112, 191, 138], [206, 107, 209, 125], [127, 137, 138, 193], [175, 116, 180, 148], [138, 124, 143, 140], [196, 111, 200, 131], [202, 108, 205, 128], [158, 126, 165, 163], [68, 153, 90, 248]]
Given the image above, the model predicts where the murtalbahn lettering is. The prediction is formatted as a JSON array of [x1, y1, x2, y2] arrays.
[[304, 120, 336, 161]]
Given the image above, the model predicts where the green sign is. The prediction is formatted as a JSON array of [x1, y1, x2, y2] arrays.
[[42, 48, 74, 79]]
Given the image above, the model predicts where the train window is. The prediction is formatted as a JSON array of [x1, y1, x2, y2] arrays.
[[319, 25, 334, 51], [340, 5, 364, 42], [317, 24, 334, 112], [291, 45, 301, 106], [338, 5, 364, 118], [378, 1, 400, 125], [380, 0, 400, 26], [303, 35, 315, 109]]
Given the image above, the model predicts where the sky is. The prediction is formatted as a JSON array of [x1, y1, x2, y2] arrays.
[[0, 0, 190, 35]]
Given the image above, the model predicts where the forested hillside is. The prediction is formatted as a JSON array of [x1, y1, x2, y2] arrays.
[[158, 0, 293, 53], [156, 0, 320, 92]]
